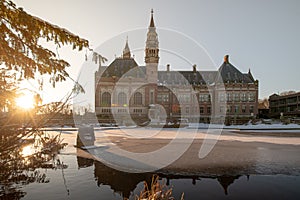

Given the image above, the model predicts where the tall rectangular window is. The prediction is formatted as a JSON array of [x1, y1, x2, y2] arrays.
[[227, 105, 232, 113], [241, 93, 247, 102], [248, 93, 255, 102], [242, 105, 246, 113], [150, 90, 154, 104], [207, 107, 211, 114], [200, 107, 204, 114], [199, 94, 204, 102], [234, 93, 240, 102], [249, 105, 254, 113], [234, 105, 239, 113], [226, 93, 232, 102]]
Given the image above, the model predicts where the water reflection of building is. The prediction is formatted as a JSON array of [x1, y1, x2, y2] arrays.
[[93, 161, 153, 198], [76, 156, 247, 198], [95, 10, 259, 125], [217, 175, 242, 195], [163, 174, 243, 196]]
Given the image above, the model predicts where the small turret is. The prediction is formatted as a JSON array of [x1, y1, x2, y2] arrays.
[[122, 36, 131, 59]]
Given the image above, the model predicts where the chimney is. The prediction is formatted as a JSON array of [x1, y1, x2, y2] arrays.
[[167, 64, 170, 72], [224, 55, 229, 63], [193, 64, 197, 73]]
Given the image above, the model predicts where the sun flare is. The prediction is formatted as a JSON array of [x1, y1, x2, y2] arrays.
[[21, 145, 35, 157], [15, 93, 34, 109]]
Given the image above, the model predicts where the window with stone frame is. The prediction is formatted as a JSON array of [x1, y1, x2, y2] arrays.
[[249, 105, 254, 113], [133, 92, 143, 105], [248, 93, 255, 102], [241, 93, 247, 102], [207, 107, 211, 114], [157, 93, 169, 103], [118, 92, 127, 106], [226, 93, 232, 102], [234, 93, 240, 102], [101, 92, 111, 106], [234, 105, 239, 113], [150, 90, 154, 104], [242, 105, 246, 113], [227, 105, 232, 113], [200, 107, 204, 114]]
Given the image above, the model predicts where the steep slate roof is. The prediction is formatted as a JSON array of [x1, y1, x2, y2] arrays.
[[157, 55, 255, 85], [216, 55, 254, 84], [158, 71, 202, 85], [99, 55, 255, 84], [157, 71, 218, 86], [101, 58, 141, 78], [198, 71, 219, 84]]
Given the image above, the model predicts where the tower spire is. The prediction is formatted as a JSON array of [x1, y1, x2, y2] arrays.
[[150, 9, 155, 27]]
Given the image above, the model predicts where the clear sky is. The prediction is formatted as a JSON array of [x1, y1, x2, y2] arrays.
[[13, 0, 300, 104]]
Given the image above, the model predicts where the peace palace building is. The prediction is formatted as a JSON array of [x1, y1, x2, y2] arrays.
[[95, 11, 259, 125]]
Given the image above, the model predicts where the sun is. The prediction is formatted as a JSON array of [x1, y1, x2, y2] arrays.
[[21, 145, 35, 157], [15, 93, 35, 109]]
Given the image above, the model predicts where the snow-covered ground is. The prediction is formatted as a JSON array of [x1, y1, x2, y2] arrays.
[[42, 122, 300, 138], [91, 128, 300, 145], [44, 122, 300, 130], [189, 122, 300, 130]]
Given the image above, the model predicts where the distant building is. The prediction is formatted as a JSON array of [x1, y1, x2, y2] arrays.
[[95, 10, 259, 125], [269, 92, 300, 118]]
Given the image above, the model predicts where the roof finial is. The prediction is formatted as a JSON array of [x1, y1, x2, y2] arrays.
[[224, 55, 229, 63]]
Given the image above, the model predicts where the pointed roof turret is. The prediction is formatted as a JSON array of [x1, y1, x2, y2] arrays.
[[122, 36, 131, 59], [149, 9, 155, 27], [248, 68, 255, 81]]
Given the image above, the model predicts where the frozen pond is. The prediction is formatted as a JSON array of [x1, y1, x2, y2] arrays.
[[1, 128, 300, 199]]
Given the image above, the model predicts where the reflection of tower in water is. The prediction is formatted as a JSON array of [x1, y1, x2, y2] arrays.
[[93, 160, 153, 198], [217, 175, 242, 195]]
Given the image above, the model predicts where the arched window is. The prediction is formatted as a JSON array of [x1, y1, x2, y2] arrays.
[[101, 92, 111, 106], [118, 92, 127, 106], [133, 92, 143, 105]]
